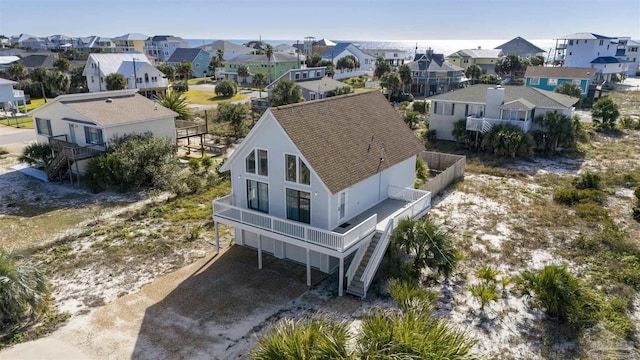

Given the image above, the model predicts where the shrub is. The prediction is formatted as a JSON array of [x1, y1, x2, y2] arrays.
[[84, 133, 179, 193], [482, 124, 534, 158], [388, 278, 439, 313], [18, 143, 52, 170], [517, 265, 597, 329], [0, 249, 50, 332], [553, 187, 605, 206], [573, 172, 600, 190], [188, 158, 201, 174], [214, 80, 237, 97], [470, 282, 498, 311], [0, 147, 7, 155], [389, 93, 414, 103], [412, 100, 427, 114]]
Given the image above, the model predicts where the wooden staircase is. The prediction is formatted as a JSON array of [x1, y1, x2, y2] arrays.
[[47, 148, 72, 181], [346, 232, 382, 298]]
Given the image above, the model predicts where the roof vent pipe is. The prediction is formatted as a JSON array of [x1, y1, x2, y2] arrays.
[[106, 98, 113, 103]]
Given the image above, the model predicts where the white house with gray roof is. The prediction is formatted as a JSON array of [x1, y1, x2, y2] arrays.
[[212, 91, 430, 298], [321, 43, 376, 79], [409, 49, 465, 96], [83, 53, 168, 97], [554, 32, 629, 82], [144, 35, 190, 61], [428, 84, 579, 141], [28, 89, 177, 180]]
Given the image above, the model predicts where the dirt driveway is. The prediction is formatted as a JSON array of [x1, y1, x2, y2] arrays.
[[1, 246, 326, 359]]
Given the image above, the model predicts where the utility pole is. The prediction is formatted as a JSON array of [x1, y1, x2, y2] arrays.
[[133, 58, 138, 88]]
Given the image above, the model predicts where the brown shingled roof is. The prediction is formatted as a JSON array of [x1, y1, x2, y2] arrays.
[[270, 91, 424, 194], [524, 66, 594, 79], [62, 93, 177, 127]]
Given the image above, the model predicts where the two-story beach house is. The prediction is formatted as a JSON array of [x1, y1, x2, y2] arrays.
[[320, 43, 376, 80], [167, 48, 211, 78], [363, 48, 407, 67], [494, 37, 546, 59], [223, 53, 306, 84], [112, 33, 148, 53], [212, 91, 431, 298], [428, 84, 579, 141], [144, 35, 190, 62], [83, 53, 169, 97], [447, 47, 504, 75], [525, 67, 595, 96], [553, 32, 629, 82], [409, 49, 465, 96], [28, 89, 177, 181]]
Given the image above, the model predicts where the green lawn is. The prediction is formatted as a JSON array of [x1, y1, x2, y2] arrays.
[[26, 98, 47, 111], [0, 116, 34, 129], [183, 90, 247, 105], [187, 77, 214, 85]]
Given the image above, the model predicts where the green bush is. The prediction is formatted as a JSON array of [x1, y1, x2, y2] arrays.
[[574, 201, 608, 220], [573, 172, 601, 190], [389, 93, 414, 103], [0, 147, 8, 155], [482, 124, 534, 158], [553, 187, 605, 206], [85, 133, 179, 193], [214, 80, 237, 97], [517, 265, 597, 329], [412, 100, 427, 114]]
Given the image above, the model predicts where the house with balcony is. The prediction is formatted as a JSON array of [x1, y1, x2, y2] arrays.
[[494, 37, 546, 59], [77, 36, 116, 53], [320, 42, 375, 79], [28, 89, 177, 182], [409, 49, 465, 96], [447, 47, 504, 75], [223, 52, 306, 84], [112, 33, 148, 53], [0, 78, 27, 115], [144, 35, 190, 62], [428, 84, 579, 141], [363, 48, 406, 67], [265, 67, 348, 101], [212, 91, 430, 298], [619, 39, 640, 76], [525, 67, 595, 96], [83, 53, 168, 97], [167, 48, 211, 78], [553, 32, 629, 82]]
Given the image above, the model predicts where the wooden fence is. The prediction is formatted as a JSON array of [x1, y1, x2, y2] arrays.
[[419, 151, 465, 195]]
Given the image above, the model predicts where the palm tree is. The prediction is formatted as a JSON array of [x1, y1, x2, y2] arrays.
[[398, 64, 413, 93], [374, 56, 391, 78], [154, 89, 190, 120], [0, 249, 49, 330], [237, 65, 250, 88], [465, 64, 482, 85], [380, 71, 402, 100], [175, 60, 193, 90], [265, 44, 274, 83], [217, 103, 248, 138], [208, 48, 224, 82], [270, 80, 303, 106], [253, 72, 267, 97]]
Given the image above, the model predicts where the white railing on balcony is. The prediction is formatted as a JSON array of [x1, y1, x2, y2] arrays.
[[359, 188, 432, 290], [212, 195, 377, 252], [466, 116, 532, 133]]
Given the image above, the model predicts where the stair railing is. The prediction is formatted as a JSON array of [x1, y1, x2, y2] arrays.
[[359, 218, 394, 292]]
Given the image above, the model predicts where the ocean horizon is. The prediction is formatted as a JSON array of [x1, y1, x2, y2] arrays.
[[186, 38, 558, 59]]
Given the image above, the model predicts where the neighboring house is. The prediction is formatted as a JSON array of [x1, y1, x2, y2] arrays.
[[619, 39, 640, 76], [273, 43, 298, 54], [320, 42, 376, 79], [0, 56, 20, 72], [554, 32, 629, 81], [77, 36, 116, 53], [167, 48, 211, 78], [0, 35, 9, 47], [0, 78, 27, 114], [363, 48, 406, 67], [197, 40, 254, 61], [144, 35, 190, 61], [112, 33, 148, 53], [525, 67, 595, 96], [0, 48, 27, 57], [21, 36, 48, 50], [47, 35, 74, 50], [428, 84, 579, 141], [10, 34, 38, 46], [212, 91, 430, 298], [409, 49, 465, 96], [28, 89, 177, 179], [494, 36, 546, 59], [223, 53, 306, 83], [302, 37, 336, 57], [83, 53, 168, 97], [267, 67, 348, 101], [18, 54, 57, 73], [447, 47, 504, 75]]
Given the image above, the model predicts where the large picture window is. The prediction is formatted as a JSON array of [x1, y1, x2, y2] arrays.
[[286, 188, 310, 224], [246, 149, 268, 176], [247, 180, 269, 213]]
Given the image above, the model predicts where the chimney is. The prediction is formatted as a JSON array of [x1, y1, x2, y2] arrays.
[[478, 46, 481, 50], [485, 86, 505, 119]]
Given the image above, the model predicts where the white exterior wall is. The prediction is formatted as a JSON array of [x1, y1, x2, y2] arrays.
[[565, 38, 616, 68], [485, 87, 505, 119], [103, 118, 176, 143], [624, 46, 639, 76], [85, 58, 168, 93], [429, 101, 479, 141], [0, 83, 15, 101], [228, 112, 331, 230]]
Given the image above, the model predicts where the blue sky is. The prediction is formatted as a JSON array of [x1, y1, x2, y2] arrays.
[[1, 0, 638, 40]]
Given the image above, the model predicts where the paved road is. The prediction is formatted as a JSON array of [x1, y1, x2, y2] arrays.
[[0, 125, 35, 154]]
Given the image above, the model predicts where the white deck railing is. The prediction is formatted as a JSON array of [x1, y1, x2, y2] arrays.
[[359, 187, 432, 290], [213, 195, 377, 252], [466, 116, 532, 133]]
